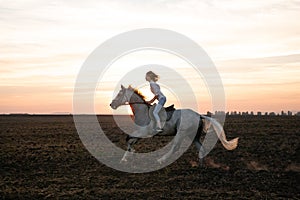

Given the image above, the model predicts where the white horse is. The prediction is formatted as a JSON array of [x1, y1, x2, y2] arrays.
[[110, 85, 239, 165]]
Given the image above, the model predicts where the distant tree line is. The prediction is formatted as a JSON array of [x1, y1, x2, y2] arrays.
[[208, 111, 300, 116]]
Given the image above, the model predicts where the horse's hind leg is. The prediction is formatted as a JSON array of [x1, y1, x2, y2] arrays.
[[121, 136, 138, 162], [193, 138, 205, 167]]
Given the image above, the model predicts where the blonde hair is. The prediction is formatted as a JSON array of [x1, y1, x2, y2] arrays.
[[146, 71, 159, 82]]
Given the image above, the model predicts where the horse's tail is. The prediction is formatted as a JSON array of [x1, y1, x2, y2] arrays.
[[202, 116, 239, 150]]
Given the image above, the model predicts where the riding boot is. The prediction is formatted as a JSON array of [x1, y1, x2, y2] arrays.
[[154, 121, 163, 133]]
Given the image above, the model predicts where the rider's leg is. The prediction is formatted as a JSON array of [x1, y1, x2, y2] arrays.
[[153, 96, 166, 130], [153, 104, 163, 129]]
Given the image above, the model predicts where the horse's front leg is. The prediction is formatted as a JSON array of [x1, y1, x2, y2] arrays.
[[121, 135, 139, 162], [120, 127, 151, 162]]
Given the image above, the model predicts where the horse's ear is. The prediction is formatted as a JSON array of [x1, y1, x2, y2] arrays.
[[121, 85, 125, 90]]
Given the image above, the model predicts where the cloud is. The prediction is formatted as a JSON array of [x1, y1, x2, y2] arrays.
[[217, 54, 300, 73], [221, 53, 300, 64], [0, 0, 299, 113]]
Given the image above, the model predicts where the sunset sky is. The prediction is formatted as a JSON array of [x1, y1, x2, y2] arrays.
[[1, 0, 299, 114]]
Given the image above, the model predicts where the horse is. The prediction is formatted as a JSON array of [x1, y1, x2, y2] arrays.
[[110, 85, 239, 165]]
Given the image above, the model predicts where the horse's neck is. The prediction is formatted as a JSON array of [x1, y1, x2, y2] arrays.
[[130, 94, 150, 126]]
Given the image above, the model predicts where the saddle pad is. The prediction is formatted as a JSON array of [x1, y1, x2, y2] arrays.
[[149, 104, 176, 124]]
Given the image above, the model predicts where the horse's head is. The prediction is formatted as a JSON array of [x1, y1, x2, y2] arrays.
[[110, 85, 148, 110], [110, 85, 132, 110]]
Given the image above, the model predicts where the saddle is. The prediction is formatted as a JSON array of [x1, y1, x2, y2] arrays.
[[149, 104, 176, 124]]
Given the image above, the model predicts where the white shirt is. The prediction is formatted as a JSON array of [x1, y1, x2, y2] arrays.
[[150, 81, 165, 100]]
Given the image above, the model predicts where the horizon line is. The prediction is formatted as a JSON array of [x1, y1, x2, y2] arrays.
[[1, 110, 300, 116]]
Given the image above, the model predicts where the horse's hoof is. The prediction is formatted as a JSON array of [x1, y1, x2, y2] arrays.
[[120, 158, 127, 163]]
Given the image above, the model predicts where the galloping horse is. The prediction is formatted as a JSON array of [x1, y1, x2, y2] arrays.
[[110, 85, 239, 164]]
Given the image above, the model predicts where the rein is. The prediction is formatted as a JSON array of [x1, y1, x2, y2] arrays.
[[124, 101, 150, 106], [127, 102, 147, 105]]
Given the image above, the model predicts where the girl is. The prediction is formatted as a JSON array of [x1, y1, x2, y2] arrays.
[[145, 71, 166, 133]]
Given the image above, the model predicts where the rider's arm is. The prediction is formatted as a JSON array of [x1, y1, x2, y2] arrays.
[[147, 95, 158, 104]]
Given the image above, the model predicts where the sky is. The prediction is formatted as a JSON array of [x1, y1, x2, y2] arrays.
[[0, 0, 299, 114]]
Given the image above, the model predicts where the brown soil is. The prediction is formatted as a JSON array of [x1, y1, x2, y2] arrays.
[[0, 115, 299, 199]]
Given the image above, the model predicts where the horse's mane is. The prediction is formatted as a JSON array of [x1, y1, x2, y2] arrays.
[[128, 85, 149, 103]]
